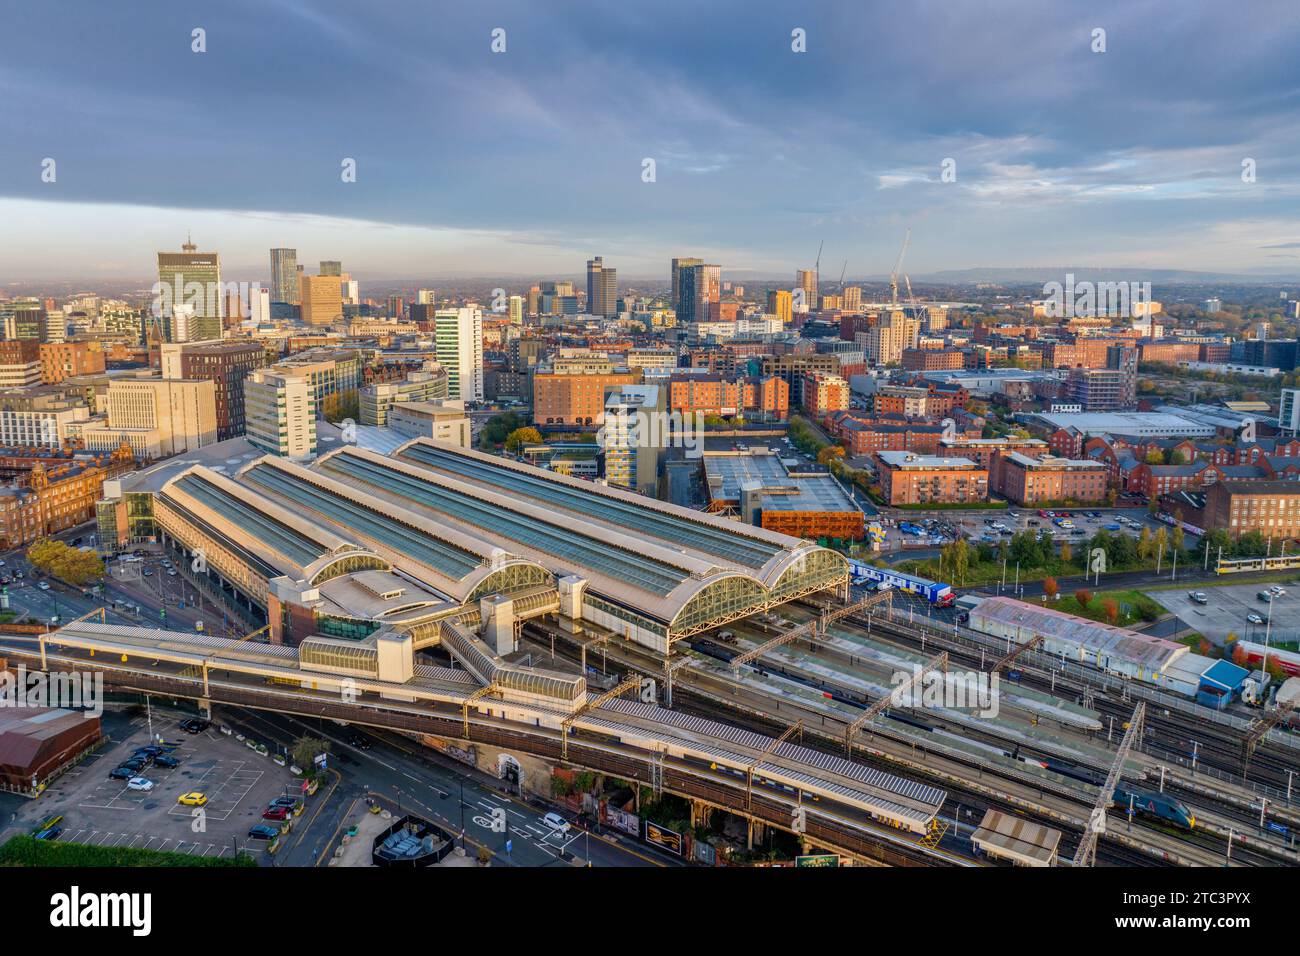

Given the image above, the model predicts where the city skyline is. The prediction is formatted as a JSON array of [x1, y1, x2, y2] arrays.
[[4, 1, 1300, 279]]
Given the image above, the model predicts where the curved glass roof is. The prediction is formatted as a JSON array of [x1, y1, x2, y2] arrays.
[[318, 452, 690, 596], [399, 442, 784, 569], [241, 463, 485, 581]]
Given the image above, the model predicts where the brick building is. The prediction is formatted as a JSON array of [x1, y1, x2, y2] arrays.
[[875, 451, 988, 506], [999, 453, 1108, 505]]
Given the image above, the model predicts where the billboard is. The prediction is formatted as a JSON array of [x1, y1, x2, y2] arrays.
[[644, 821, 683, 855], [795, 854, 840, 867]]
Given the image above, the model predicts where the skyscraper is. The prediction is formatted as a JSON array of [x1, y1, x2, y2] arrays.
[[671, 257, 704, 312], [677, 263, 721, 325], [157, 239, 223, 341], [795, 269, 818, 311], [508, 295, 524, 324], [270, 248, 299, 305], [586, 257, 618, 317], [435, 308, 484, 402]]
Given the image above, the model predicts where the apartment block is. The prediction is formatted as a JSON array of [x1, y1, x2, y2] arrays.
[[876, 450, 988, 506]]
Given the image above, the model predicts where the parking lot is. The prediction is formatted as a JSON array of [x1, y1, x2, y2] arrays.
[[1152, 582, 1298, 649], [16, 708, 307, 862]]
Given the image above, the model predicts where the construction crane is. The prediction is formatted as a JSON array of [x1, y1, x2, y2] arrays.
[[729, 591, 892, 676], [889, 229, 911, 307], [904, 272, 928, 329], [1073, 702, 1145, 867], [561, 672, 644, 758], [837, 260, 848, 293], [844, 650, 948, 753]]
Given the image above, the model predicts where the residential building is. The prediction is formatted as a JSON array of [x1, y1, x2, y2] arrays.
[[1199, 480, 1300, 541], [802, 372, 850, 417], [999, 453, 1108, 505], [601, 384, 665, 495], [434, 308, 484, 402], [876, 451, 988, 506], [0, 386, 90, 448]]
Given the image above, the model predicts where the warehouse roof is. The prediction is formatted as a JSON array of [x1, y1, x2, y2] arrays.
[[969, 597, 1187, 673]]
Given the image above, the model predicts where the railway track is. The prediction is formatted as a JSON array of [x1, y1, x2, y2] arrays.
[[518, 620, 1252, 866]]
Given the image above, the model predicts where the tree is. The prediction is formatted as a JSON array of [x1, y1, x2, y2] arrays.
[[1231, 643, 1248, 667], [1101, 598, 1120, 626], [1172, 526, 1185, 554], [1043, 577, 1058, 600], [291, 736, 329, 773], [27, 538, 104, 587], [1154, 526, 1168, 561], [1137, 527, 1153, 561], [1059, 541, 1072, 564], [504, 426, 543, 454], [817, 445, 846, 466], [1075, 588, 1092, 609]]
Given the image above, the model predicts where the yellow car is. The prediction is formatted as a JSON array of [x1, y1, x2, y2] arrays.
[[177, 792, 207, 807]]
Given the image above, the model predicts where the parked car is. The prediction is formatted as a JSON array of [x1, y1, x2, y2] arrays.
[[268, 796, 301, 810], [1247, 613, 1265, 625], [36, 581, 50, 591], [262, 807, 290, 821], [247, 824, 279, 840], [108, 766, 135, 781], [1258, 591, 1274, 603], [152, 755, 180, 769], [179, 718, 210, 734], [119, 757, 147, 773], [1188, 592, 1209, 605], [127, 777, 154, 792], [177, 791, 207, 807]]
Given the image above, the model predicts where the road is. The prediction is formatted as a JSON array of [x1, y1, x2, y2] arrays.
[[193, 708, 673, 868]]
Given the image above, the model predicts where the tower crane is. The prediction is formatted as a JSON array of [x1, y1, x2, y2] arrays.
[[889, 229, 911, 307]]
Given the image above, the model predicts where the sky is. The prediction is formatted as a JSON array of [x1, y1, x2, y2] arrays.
[[3, 0, 1300, 281]]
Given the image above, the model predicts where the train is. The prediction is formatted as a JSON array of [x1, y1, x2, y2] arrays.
[[1111, 784, 1196, 830], [846, 559, 954, 607], [1236, 642, 1300, 679]]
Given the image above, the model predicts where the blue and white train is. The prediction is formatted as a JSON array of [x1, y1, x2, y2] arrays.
[[847, 559, 954, 607]]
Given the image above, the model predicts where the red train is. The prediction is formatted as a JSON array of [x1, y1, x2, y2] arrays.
[[1237, 641, 1300, 678]]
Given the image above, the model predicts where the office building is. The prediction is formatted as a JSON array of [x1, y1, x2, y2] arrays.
[[388, 400, 470, 446], [360, 367, 450, 426], [157, 239, 223, 342], [81, 376, 218, 458], [160, 339, 266, 440], [300, 273, 344, 327], [587, 257, 618, 317], [767, 290, 793, 325], [0, 386, 90, 447]]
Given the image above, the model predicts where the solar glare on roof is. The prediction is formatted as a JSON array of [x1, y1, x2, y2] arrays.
[[399, 443, 784, 569], [240, 465, 484, 580], [319, 453, 689, 595]]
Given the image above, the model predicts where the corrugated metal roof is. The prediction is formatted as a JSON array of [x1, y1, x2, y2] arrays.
[[970, 597, 1185, 671], [971, 808, 1061, 866]]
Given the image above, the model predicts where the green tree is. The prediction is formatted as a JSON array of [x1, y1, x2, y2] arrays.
[[291, 736, 329, 773], [504, 426, 543, 454]]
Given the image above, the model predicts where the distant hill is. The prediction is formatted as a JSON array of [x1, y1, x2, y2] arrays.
[[911, 267, 1300, 285]]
